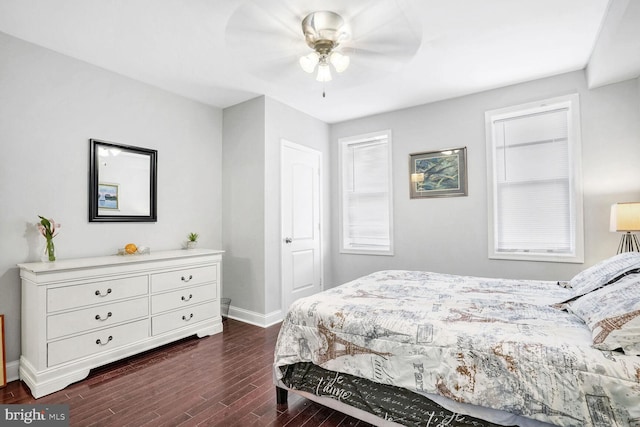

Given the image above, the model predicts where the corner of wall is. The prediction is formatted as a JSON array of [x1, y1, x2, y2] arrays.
[[226, 304, 283, 328]]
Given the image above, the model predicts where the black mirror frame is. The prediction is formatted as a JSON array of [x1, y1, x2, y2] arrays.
[[89, 139, 158, 222]]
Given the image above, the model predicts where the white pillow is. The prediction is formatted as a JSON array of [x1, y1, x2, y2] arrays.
[[568, 252, 640, 298], [568, 273, 640, 355]]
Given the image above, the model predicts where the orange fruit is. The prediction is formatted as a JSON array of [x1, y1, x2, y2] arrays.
[[124, 243, 138, 254]]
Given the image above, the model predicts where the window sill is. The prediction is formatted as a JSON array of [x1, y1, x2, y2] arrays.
[[489, 252, 583, 264], [340, 248, 394, 256]]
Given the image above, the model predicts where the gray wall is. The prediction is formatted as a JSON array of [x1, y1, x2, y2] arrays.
[[221, 96, 330, 323], [221, 97, 266, 316], [0, 33, 223, 369], [330, 70, 640, 286], [264, 97, 331, 314]]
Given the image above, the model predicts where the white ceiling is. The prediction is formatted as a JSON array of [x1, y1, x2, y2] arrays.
[[0, 0, 638, 124]]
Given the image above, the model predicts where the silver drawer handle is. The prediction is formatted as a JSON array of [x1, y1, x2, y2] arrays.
[[96, 335, 113, 345], [182, 313, 194, 321], [95, 288, 112, 297], [181, 294, 193, 302], [95, 312, 112, 321], [181, 275, 193, 282]]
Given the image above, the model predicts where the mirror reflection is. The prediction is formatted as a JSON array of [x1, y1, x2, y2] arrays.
[[89, 139, 157, 222]]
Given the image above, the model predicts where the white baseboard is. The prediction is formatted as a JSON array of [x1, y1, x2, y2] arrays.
[[5, 359, 20, 383], [226, 305, 283, 328]]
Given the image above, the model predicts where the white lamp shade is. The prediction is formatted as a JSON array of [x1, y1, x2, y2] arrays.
[[316, 63, 332, 82], [329, 51, 350, 73], [610, 202, 640, 232], [299, 52, 319, 73]]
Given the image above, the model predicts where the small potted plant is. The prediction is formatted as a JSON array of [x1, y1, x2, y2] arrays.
[[186, 232, 199, 249]]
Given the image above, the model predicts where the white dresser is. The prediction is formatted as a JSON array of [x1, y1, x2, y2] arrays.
[[18, 249, 224, 398]]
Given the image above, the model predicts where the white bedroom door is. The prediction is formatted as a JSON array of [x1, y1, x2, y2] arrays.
[[281, 140, 322, 312]]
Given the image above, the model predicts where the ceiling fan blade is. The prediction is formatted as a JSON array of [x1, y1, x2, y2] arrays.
[[343, 42, 419, 61], [226, 0, 301, 38], [226, 8, 306, 74], [225, 1, 306, 50], [343, 1, 421, 62]]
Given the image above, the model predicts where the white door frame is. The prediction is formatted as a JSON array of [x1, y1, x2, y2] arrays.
[[280, 139, 323, 314]]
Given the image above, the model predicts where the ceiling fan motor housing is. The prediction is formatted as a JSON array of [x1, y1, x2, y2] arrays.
[[301, 10, 348, 52]]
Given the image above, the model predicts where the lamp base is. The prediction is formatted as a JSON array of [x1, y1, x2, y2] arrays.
[[617, 232, 640, 254]]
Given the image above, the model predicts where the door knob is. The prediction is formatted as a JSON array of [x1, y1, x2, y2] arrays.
[[284, 237, 292, 244]]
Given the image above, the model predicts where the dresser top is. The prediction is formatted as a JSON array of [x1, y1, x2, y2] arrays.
[[18, 248, 224, 274]]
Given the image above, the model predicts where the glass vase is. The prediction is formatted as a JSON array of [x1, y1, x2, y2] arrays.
[[45, 238, 56, 262]]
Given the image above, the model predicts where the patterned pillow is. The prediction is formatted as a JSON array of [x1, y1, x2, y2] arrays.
[[568, 252, 640, 298], [568, 273, 640, 355]]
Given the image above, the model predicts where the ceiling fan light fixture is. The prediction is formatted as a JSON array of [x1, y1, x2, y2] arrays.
[[316, 62, 332, 82], [329, 51, 349, 73], [299, 11, 350, 82], [299, 51, 319, 73]]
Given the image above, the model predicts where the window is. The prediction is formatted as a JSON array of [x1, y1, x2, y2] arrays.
[[339, 130, 393, 255], [485, 94, 584, 263]]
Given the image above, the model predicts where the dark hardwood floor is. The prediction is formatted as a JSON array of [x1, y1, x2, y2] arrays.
[[1, 319, 373, 427]]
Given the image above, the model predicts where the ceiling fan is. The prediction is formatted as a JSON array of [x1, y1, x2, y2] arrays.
[[298, 11, 350, 83], [225, 0, 423, 94]]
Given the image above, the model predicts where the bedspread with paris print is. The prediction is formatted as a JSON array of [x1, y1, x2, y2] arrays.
[[273, 270, 640, 427]]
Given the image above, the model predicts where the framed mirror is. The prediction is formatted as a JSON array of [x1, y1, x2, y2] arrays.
[[89, 139, 157, 222]]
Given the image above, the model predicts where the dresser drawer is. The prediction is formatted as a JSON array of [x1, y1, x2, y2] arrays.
[[151, 284, 216, 315], [48, 319, 149, 367], [151, 301, 218, 336], [47, 297, 148, 340], [47, 275, 148, 313], [151, 265, 217, 293]]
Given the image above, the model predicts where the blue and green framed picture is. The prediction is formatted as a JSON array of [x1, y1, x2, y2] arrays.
[[409, 147, 467, 198], [98, 183, 119, 210]]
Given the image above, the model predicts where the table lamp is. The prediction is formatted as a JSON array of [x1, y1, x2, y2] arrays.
[[610, 202, 640, 253]]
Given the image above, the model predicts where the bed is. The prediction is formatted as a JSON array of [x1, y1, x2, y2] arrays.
[[273, 253, 640, 427]]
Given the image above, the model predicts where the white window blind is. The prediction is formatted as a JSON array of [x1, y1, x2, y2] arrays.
[[486, 95, 583, 263], [339, 131, 393, 255]]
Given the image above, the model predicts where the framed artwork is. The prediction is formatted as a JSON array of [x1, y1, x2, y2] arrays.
[[98, 183, 119, 210], [1, 314, 5, 387], [409, 147, 467, 198]]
